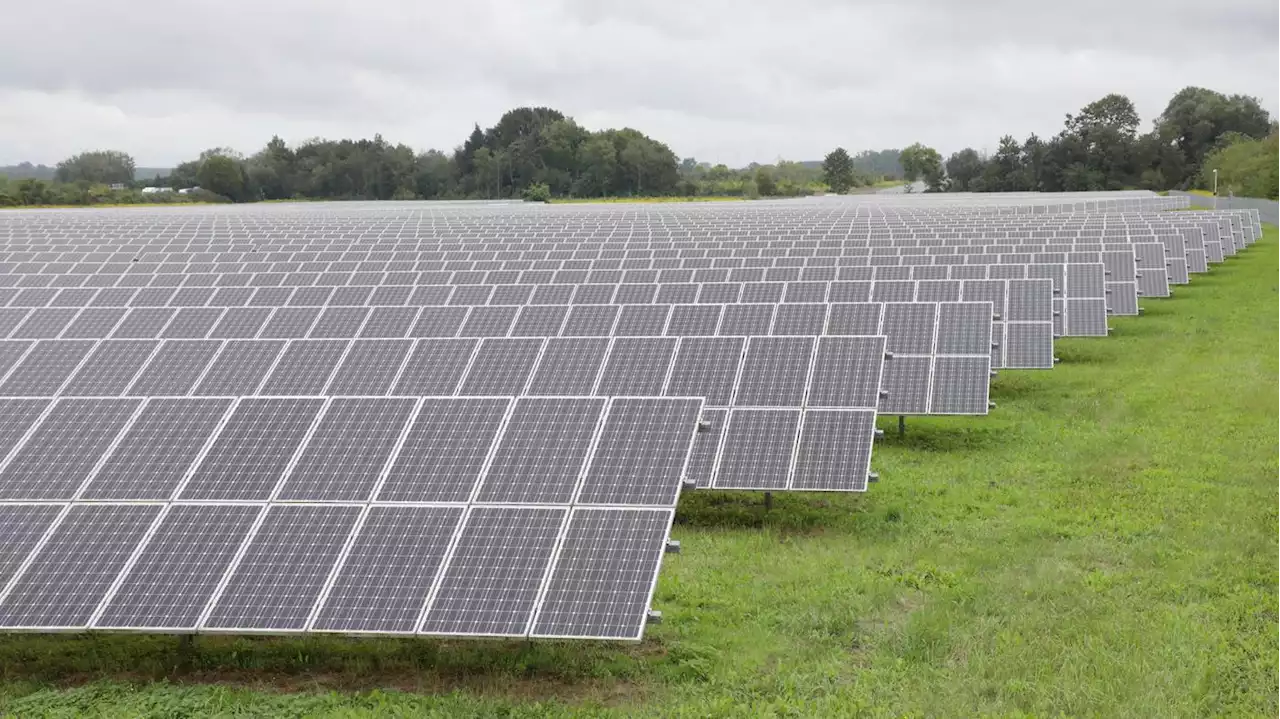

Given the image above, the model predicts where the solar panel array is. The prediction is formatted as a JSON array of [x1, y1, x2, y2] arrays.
[[0, 193, 1262, 642]]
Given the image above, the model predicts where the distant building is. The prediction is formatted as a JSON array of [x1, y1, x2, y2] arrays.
[[108, 183, 125, 191], [141, 186, 173, 194]]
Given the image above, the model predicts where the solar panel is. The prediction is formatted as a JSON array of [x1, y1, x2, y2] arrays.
[[577, 397, 701, 506], [734, 336, 813, 407], [93, 504, 261, 630], [258, 340, 348, 395], [60, 340, 156, 396], [277, 397, 416, 501], [808, 336, 886, 408], [0, 340, 93, 396], [0, 398, 140, 500], [326, 339, 411, 395], [477, 396, 605, 504], [419, 506, 566, 637], [0, 503, 160, 629], [180, 397, 324, 501], [713, 408, 800, 490], [126, 340, 220, 396], [526, 337, 609, 396], [791, 410, 877, 491], [379, 397, 509, 502], [457, 338, 542, 395], [530, 507, 673, 639], [203, 504, 361, 631], [81, 397, 233, 500], [595, 337, 676, 396], [930, 356, 992, 414], [312, 505, 464, 634], [192, 339, 283, 395]]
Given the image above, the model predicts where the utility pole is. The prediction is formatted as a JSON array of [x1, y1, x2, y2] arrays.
[[1213, 168, 1218, 210]]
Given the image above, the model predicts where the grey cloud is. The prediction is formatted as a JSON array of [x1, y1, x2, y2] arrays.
[[1, 0, 1276, 165]]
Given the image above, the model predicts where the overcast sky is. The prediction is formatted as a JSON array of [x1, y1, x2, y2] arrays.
[[2, 0, 1277, 167]]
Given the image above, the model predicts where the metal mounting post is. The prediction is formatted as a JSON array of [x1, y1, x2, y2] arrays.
[[764, 491, 773, 512], [897, 415, 905, 437]]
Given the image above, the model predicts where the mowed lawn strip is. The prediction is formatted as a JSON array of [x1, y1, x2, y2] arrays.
[[1, 228, 1276, 718]]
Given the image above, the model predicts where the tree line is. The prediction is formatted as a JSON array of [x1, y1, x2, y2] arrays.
[[1, 107, 908, 207], [861, 86, 1276, 199]]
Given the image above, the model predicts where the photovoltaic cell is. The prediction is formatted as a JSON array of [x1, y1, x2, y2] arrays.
[[595, 337, 677, 396], [420, 506, 566, 637], [192, 340, 283, 396], [713, 409, 799, 490], [532, 508, 672, 639], [578, 397, 700, 506], [278, 397, 416, 502], [0, 503, 160, 628], [378, 396, 509, 502], [791, 410, 877, 491], [312, 505, 464, 634], [180, 398, 325, 501], [204, 504, 361, 631], [525, 337, 609, 396], [0, 398, 140, 500], [94, 504, 261, 629], [476, 396, 605, 504], [82, 398, 234, 500]]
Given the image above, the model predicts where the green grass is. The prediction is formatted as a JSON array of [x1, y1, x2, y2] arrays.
[[2, 229, 1276, 718]]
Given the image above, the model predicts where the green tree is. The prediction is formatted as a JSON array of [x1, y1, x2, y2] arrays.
[[1201, 131, 1279, 199], [944, 149, 985, 191], [901, 143, 945, 191], [196, 154, 247, 201], [1154, 87, 1273, 187], [755, 167, 777, 196], [821, 147, 856, 193], [54, 150, 136, 185]]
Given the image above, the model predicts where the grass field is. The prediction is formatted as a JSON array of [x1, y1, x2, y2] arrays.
[[1, 229, 1276, 718]]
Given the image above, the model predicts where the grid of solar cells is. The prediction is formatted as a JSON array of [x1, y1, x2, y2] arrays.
[[0, 395, 701, 639], [2, 195, 1251, 641]]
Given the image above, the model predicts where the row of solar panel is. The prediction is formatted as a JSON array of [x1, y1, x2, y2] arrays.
[[0, 263, 1096, 303], [0, 242, 1160, 273], [0, 501, 680, 639], [0, 394, 710, 504]]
